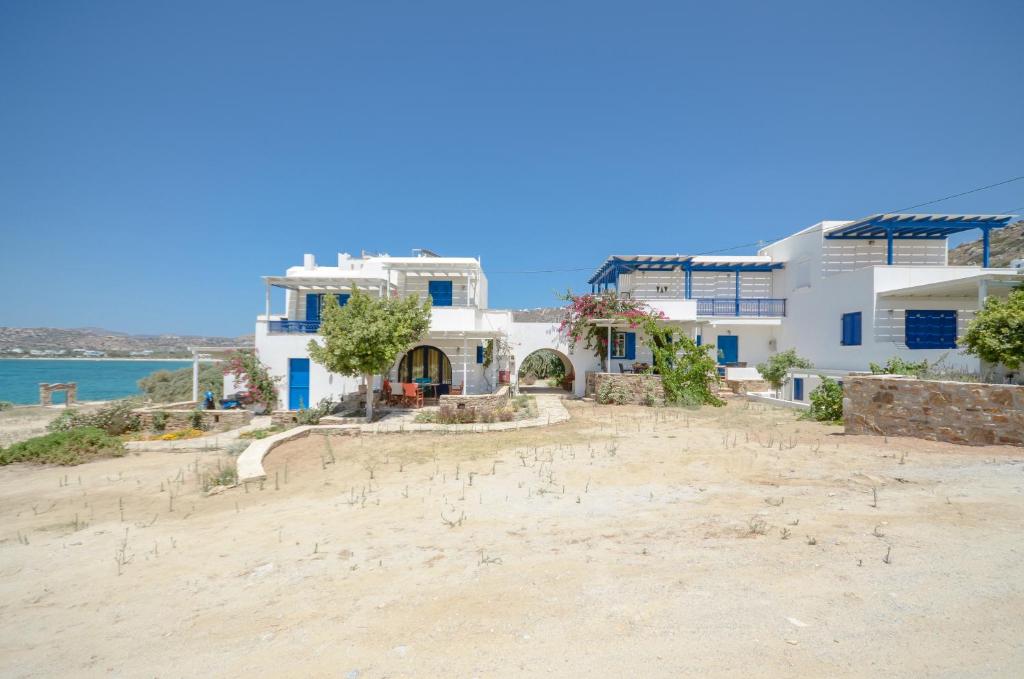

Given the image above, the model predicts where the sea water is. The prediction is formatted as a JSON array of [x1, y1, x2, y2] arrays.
[[0, 359, 191, 404]]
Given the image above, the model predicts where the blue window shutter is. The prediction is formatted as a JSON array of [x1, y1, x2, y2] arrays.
[[906, 310, 957, 349], [852, 312, 862, 345], [305, 293, 321, 323], [336, 294, 350, 307], [841, 312, 862, 346], [428, 280, 453, 307], [476, 345, 484, 364], [625, 332, 636, 360]]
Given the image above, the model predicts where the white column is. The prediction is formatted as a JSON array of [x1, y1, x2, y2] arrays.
[[462, 337, 469, 392], [607, 325, 612, 372], [264, 282, 271, 320], [192, 350, 199, 402]]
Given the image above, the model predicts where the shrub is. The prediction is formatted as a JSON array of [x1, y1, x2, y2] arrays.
[[0, 427, 125, 466], [138, 363, 223, 403], [295, 397, 337, 425], [805, 377, 844, 423], [0, 401, 13, 412], [597, 379, 630, 405], [961, 287, 1024, 372], [151, 412, 168, 432], [188, 410, 206, 431], [641, 319, 723, 408], [158, 428, 205, 441], [48, 401, 141, 436], [757, 349, 813, 393], [869, 357, 929, 378]]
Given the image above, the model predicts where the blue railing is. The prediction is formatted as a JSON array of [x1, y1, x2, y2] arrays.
[[695, 298, 786, 317], [267, 320, 321, 334]]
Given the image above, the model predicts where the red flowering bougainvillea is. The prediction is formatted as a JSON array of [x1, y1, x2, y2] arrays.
[[558, 291, 665, 362], [223, 350, 281, 409]]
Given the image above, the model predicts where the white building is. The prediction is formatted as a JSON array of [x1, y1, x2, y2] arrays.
[[243, 250, 598, 410], [587, 213, 1021, 400]]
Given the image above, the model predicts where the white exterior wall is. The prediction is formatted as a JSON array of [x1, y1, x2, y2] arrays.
[[618, 271, 684, 299]]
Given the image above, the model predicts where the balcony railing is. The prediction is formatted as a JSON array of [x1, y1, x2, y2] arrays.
[[267, 320, 320, 334], [695, 298, 786, 317]]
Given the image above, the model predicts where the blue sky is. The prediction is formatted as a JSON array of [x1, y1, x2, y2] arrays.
[[1, 1, 1022, 336]]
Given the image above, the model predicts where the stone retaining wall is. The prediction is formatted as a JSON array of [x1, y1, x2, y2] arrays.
[[133, 402, 253, 433], [439, 386, 510, 411], [844, 375, 1024, 446], [726, 379, 772, 395], [585, 372, 665, 405]]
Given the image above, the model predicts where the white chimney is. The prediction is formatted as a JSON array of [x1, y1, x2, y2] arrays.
[[303, 253, 316, 269], [338, 252, 351, 268]]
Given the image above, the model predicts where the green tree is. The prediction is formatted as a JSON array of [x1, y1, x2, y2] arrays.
[[961, 287, 1024, 374], [308, 287, 431, 421], [640, 318, 723, 407], [756, 349, 813, 395], [805, 377, 844, 423]]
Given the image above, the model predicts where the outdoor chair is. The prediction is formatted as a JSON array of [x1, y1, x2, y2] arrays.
[[402, 382, 424, 408], [619, 362, 633, 374]]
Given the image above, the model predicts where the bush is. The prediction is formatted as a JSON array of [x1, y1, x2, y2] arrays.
[[869, 357, 929, 378], [47, 401, 141, 436], [295, 397, 337, 425], [151, 412, 168, 432], [0, 401, 13, 412], [188, 410, 206, 431], [597, 380, 630, 405], [757, 349, 813, 393], [0, 427, 125, 466], [805, 377, 844, 423], [138, 363, 223, 403]]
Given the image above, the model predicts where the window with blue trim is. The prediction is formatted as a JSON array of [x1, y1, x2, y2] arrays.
[[427, 280, 453, 307], [905, 310, 957, 349], [841, 312, 862, 346], [611, 331, 636, 359]]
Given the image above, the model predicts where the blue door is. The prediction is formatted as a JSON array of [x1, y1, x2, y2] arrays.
[[305, 293, 321, 324], [716, 335, 738, 364], [793, 377, 804, 401], [288, 358, 310, 410]]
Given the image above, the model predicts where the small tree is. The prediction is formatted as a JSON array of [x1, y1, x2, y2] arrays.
[[961, 287, 1024, 377], [805, 377, 844, 423], [640, 318, 723, 407], [756, 349, 813, 396], [308, 287, 431, 422]]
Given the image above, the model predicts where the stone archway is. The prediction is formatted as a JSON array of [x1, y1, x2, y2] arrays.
[[39, 382, 77, 406]]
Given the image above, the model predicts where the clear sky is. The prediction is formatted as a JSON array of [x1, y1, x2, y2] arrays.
[[1, 1, 1022, 336]]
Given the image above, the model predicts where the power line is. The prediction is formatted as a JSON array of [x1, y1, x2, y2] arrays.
[[888, 175, 1024, 213], [488, 173, 1024, 275]]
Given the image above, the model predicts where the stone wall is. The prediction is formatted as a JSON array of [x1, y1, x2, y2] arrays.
[[726, 379, 772, 395], [439, 385, 510, 411], [133, 402, 253, 433], [844, 375, 1024, 446], [585, 372, 665, 405]]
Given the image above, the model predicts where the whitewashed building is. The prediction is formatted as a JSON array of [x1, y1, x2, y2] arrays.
[[587, 213, 1021, 402]]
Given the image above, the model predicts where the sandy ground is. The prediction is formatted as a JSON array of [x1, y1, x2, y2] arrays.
[[1, 398, 1023, 678], [0, 403, 112, 448]]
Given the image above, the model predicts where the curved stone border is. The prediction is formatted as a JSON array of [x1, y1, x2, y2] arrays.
[[236, 394, 571, 482]]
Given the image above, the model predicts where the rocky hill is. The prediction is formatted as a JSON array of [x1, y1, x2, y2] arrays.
[[948, 220, 1024, 267], [0, 327, 251, 359]]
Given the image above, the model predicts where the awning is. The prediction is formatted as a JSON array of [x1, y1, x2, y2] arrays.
[[588, 254, 782, 287], [824, 213, 1015, 240], [879, 272, 1022, 298], [263, 276, 396, 292]]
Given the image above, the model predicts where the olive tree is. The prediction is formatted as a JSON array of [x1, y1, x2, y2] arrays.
[[308, 287, 431, 421], [961, 287, 1024, 377], [756, 349, 813, 396]]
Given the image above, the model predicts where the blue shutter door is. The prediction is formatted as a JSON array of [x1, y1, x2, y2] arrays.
[[428, 280, 453, 306], [793, 377, 804, 401], [305, 293, 321, 323], [336, 294, 350, 307], [476, 345, 484, 364], [716, 335, 738, 364], [625, 332, 636, 360], [906, 310, 957, 349], [288, 358, 310, 410]]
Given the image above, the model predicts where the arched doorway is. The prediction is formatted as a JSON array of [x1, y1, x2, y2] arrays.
[[518, 349, 575, 391], [397, 345, 453, 385]]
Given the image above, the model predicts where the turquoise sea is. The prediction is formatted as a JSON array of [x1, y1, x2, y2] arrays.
[[0, 359, 191, 405]]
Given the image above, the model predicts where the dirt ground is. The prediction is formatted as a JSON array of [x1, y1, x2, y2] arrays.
[[1, 398, 1023, 678]]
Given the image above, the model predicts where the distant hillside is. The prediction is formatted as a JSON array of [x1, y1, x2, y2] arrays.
[[0, 327, 252, 359], [948, 220, 1024, 267]]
